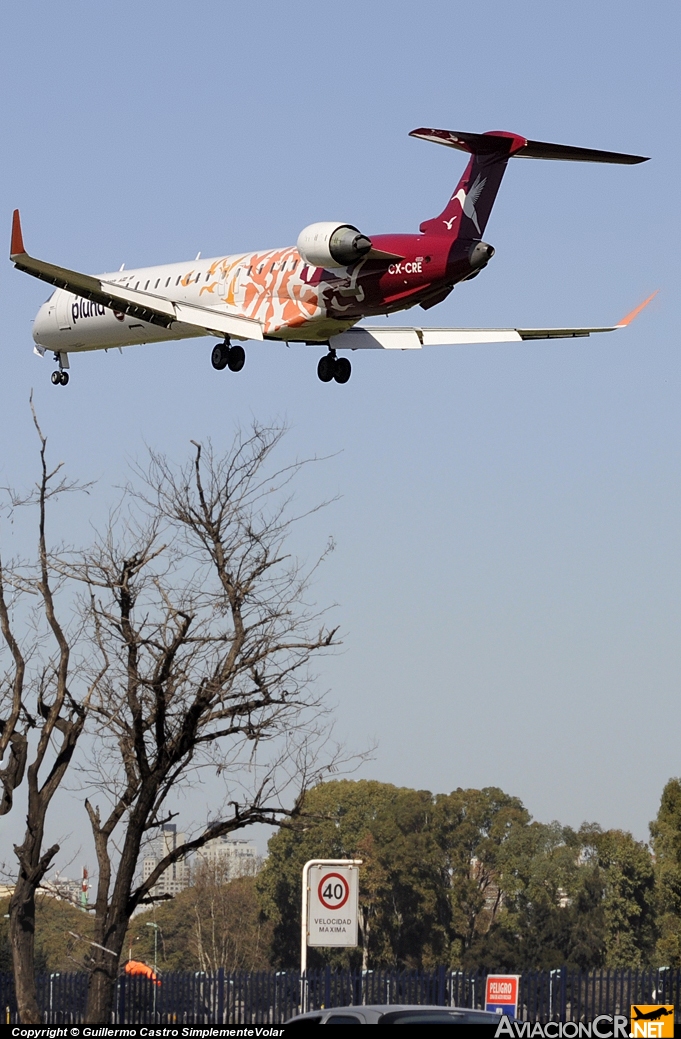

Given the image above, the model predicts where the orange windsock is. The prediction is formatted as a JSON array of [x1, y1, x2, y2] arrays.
[[125, 959, 161, 985]]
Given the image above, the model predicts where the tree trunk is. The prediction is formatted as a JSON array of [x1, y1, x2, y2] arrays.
[[86, 958, 121, 1026], [85, 791, 162, 1022], [10, 875, 41, 1024], [84, 888, 133, 1023], [361, 909, 370, 972]]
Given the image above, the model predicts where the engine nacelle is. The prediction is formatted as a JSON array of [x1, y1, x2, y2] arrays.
[[296, 222, 373, 268]]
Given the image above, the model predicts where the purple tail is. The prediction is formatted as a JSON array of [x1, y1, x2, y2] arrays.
[[410, 128, 648, 240]]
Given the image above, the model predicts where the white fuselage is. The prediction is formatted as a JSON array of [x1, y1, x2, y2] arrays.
[[32, 247, 361, 355]]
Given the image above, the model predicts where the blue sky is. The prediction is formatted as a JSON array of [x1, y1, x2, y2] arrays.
[[0, 0, 679, 864]]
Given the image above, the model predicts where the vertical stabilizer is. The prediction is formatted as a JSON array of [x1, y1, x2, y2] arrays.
[[410, 127, 648, 239], [411, 129, 527, 238]]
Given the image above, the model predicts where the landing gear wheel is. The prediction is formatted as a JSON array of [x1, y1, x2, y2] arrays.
[[317, 354, 335, 383], [51, 370, 61, 385], [334, 357, 351, 384], [211, 343, 229, 370], [59, 370, 69, 386], [227, 344, 246, 372]]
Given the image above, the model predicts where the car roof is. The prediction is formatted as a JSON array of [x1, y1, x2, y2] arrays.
[[286, 1004, 501, 1018]]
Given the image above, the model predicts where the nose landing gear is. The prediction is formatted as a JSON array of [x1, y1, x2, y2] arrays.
[[51, 352, 70, 386], [211, 339, 246, 373], [317, 351, 351, 384]]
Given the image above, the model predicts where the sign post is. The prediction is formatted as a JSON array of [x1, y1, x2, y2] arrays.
[[300, 859, 361, 1009], [485, 974, 520, 1019]]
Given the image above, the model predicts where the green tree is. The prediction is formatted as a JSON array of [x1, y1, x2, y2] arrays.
[[581, 825, 655, 967], [494, 821, 606, 971], [433, 787, 530, 963], [259, 779, 658, 973], [257, 779, 451, 970], [0, 895, 93, 973], [650, 777, 681, 964], [470, 822, 654, 971]]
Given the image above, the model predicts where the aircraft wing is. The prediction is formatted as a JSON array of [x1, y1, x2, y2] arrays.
[[9, 210, 263, 341], [328, 295, 656, 350]]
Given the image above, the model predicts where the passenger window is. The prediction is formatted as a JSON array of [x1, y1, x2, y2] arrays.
[[324, 1015, 362, 1024], [291, 260, 298, 271], [145, 280, 149, 289], [176, 276, 181, 285], [155, 279, 159, 288], [247, 266, 252, 275], [135, 282, 140, 289], [166, 278, 170, 287]]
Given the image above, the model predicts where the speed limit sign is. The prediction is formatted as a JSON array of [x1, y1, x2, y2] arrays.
[[307, 864, 359, 947], [318, 872, 350, 909]]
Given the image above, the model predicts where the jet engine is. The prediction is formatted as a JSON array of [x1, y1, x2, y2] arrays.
[[296, 222, 373, 268]]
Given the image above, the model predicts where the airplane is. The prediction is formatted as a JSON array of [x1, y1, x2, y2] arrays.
[[10, 127, 654, 388], [631, 1007, 673, 1021]]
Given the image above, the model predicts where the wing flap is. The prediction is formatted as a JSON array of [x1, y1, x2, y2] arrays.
[[329, 328, 422, 350], [420, 328, 523, 345], [173, 301, 263, 340], [515, 326, 615, 340], [10, 209, 263, 340]]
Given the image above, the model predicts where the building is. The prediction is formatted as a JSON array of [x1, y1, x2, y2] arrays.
[[142, 824, 190, 898], [194, 836, 258, 880], [32, 867, 90, 909]]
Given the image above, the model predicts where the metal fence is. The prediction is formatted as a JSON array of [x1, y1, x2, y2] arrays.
[[1, 967, 681, 1024]]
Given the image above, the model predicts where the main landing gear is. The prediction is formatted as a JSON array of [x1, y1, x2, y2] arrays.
[[51, 353, 69, 386], [211, 339, 245, 373], [317, 351, 351, 384]]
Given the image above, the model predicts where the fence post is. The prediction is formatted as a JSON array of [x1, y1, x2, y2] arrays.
[[217, 968, 224, 1024], [437, 966, 445, 1006], [560, 966, 567, 1022], [117, 975, 125, 1025], [324, 965, 330, 1009]]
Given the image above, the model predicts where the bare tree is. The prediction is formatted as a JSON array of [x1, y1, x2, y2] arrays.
[[69, 425, 343, 1023], [0, 407, 96, 1023], [189, 865, 270, 973]]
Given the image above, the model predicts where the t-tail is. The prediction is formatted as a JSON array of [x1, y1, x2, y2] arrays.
[[410, 128, 648, 240]]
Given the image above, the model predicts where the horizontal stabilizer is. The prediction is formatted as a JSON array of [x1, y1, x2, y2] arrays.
[[9, 209, 263, 341], [409, 128, 649, 164], [517, 139, 649, 164]]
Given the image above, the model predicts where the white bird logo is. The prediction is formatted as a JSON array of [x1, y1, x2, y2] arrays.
[[444, 174, 487, 234]]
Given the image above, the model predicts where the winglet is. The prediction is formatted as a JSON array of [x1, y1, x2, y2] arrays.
[[617, 290, 658, 327], [11, 209, 26, 259]]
